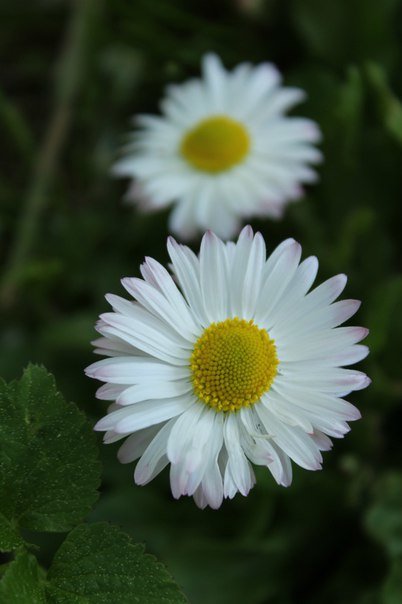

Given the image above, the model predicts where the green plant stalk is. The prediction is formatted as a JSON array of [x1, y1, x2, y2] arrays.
[[0, 89, 34, 162], [0, 0, 96, 307]]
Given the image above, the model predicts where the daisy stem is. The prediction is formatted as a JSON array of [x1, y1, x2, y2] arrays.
[[0, 0, 96, 307]]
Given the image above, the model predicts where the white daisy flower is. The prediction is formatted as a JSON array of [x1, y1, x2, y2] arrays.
[[113, 53, 322, 239], [86, 227, 370, 509]]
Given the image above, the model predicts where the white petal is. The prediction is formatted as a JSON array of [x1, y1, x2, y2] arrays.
[[276, 300, 361, 341], [104, 293, 140, 317], [103, 429, 130, 444], [278, 327, 369, 361], [264, 118, 321, 143], [134, 420, 175, 484], [117, 380, 192, 406], [202, 53, 227, 112], [199, 466, 224, 509], [256, 404, 323, 471], [197, 413, 224, 508], [252, 88, 306, 121], [238, 408, 274, 463], [118, 424, 162, 463], [266, 392, 315, 433], [193, 485, 209, 509], [199, 230, 229, 322], [311, 431, 333, 451], [167, 237, 208, 326], [121, 277, 196, 341], [94, 404, 140, 431], [239, 408, 294, 487], [265, 441, 293, 487], [228, 225, 255, 316], [168, 196, 199, 241], [140, 256, 201, 336], [99, 310, 190, 365], [293, 274, 348, 316], [276, 367, 370, 394], [223, 414, 255, 496], [188, 412, 223, 499], [164, 82, 208, 125], [167, 404, 205, 464], [242, 231, 266, 320], [268, 256, 319, 329], [241, 421, 293, 487], [86, 356, 189, 385], [91, 334, 143, 357], [271, 381, 361, 422], [322, 344, 370, 366], [192, 181, 219, 234], [230, 62, 281, 119], [256, 239, 302, 324], [197, 188, 235, 233], [95, 383, 127, 400], [264, 390, 351, 437], [169, 408, 217, 498], [95, 395, 193, 433]]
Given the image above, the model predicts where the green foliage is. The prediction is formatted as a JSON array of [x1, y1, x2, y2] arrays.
[[0, 513, 24, 553], [0, 365, 100, 539], [0, 367, 186, 601], [0, 525, 186, 604], [291, 0, 399, 67], [0, 551, 45, 604], [366, 63, 402, 145], [46, 523, 187, 604], [365, 277, 402, 355], [382, 558, 402, 603], [365, 474, 402, 604], [366, 473, 402, 558]]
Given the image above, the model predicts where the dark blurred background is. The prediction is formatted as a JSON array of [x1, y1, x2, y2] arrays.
[[1, 0, 402, 602]]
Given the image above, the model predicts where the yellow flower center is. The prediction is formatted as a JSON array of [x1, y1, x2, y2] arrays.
[[180, 115, 250, 173], [190, 318, 278, 413]]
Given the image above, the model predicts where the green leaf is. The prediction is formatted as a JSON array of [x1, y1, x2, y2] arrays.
[[382, 557, 402, 604], [0, 551, 45, 604], [335, 67, 364, 163], [0, 512, 23, 553], [89, 485, 285, 604], [333, 207, 376, 269], [291, 0, 399, 66], [291, 0, 349, 65], [365, 473, 402, 558], [366, 276, 402, 354], [366, 63, 402, 146], [46, 522, 187, 603], [0, 365, 100, 536]]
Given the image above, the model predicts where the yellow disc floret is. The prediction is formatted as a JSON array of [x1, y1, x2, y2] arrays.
[[180, 115, 250, 173], [190, 318, 278, 413]]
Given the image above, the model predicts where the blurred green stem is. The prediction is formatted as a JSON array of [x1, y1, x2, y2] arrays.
[[0, 89, 34, 162], [0, 0, 95, 307]]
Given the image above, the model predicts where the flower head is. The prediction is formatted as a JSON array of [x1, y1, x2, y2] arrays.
[[86, 227, 369, 509], [113, 53, 322, 239]]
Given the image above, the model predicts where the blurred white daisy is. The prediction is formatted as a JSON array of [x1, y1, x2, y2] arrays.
[[86, 227, 369, 509], [113, 53, 322, 239]]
